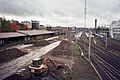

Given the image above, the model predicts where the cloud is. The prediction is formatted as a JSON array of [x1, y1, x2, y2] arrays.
[[0, 0, 119, 27]]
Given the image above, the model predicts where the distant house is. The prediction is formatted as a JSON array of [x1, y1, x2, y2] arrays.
[[39, 25, 46, 30], [21, 21, 32, 29], [77, 27, 89, 32], [51, 26, 69, 35], [110, 20, 120, 40]]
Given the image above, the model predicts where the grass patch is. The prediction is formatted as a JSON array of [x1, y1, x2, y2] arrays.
[[94, 37, 104, 46], [59, 35, 65, 39], [67, 72, 76, 80], [71, 43, 81, 56]]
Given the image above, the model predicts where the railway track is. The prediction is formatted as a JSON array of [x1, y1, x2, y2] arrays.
[[77, 32, 120, 80], [91, 43, 120, 71], [94, 34, 120, 52], [92, 54, 120, 80]]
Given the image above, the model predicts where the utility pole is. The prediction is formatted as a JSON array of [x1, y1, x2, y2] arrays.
[[83, 0, 87, 54], [88, 30, 91, 61], [119, 0, 120, 20], [76, 27, 77, 43], [105, 33, 107, 48], [84, 0, 87, 28], [66, 17, 68, 39]]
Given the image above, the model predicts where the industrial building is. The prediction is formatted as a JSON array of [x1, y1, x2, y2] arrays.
[[31, 20, 39, 29], [18, 30, 54, 40], [110, 20, 120, 40], [0, 30, 55, 46], [77, 27, 89, 32], [0, 32, 26, 45]]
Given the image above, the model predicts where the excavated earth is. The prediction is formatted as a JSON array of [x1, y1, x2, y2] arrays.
[[0, 48, 27, 63], [23, 40, 50, 47], [3, 40, 100, 80], [0, 40, 51, 64]]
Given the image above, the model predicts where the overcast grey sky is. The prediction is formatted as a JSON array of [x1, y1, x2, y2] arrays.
[[0, 0, 119, 27]]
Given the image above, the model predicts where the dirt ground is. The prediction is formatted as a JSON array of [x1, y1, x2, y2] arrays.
[[45, 40, 100, 80], [49, 40, 72, 58], [3, 39, 100, 80], [24, 40, 50, 47], [0, 39, 55, 64], [0, 48, 27, 63]]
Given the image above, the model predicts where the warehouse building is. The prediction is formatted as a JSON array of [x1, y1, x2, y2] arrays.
[[18, 30, 54, 40], [0, 32, 26, 45], [110, 20, 120, 40], [0, 30, 55, 46]]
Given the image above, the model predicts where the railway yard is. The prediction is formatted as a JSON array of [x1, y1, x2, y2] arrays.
[[77, 32, 120, 80], [0, 31, 120, 80], [0, 34, 100, 80], [0, 0, 119, 80]]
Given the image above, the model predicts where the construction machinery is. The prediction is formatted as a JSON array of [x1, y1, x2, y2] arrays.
[[29, 57, 59, 75]]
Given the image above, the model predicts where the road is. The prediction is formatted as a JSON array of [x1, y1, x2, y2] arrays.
[[0, 41, 61, 80], [77, 32, 120, 80]]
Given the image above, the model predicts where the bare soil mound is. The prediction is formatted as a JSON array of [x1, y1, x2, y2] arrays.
[[50, 40, 72, 57], [0, 48, 27, 63], [24, 40, 50, 47]]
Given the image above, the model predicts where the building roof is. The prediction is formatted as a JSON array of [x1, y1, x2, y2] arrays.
[[111, 20, 120, 27], [18, 30, 54, 36], [113, 32, 120, 34], [0, 30, 54, 39], [0, 32, 26, 39]]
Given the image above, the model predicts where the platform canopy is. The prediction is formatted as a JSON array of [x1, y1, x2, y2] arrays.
[[18, 30, 54, 36], [0, 32, 26, 39]]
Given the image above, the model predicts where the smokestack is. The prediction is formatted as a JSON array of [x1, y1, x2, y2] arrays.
[[95, 19, 97, 29]]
